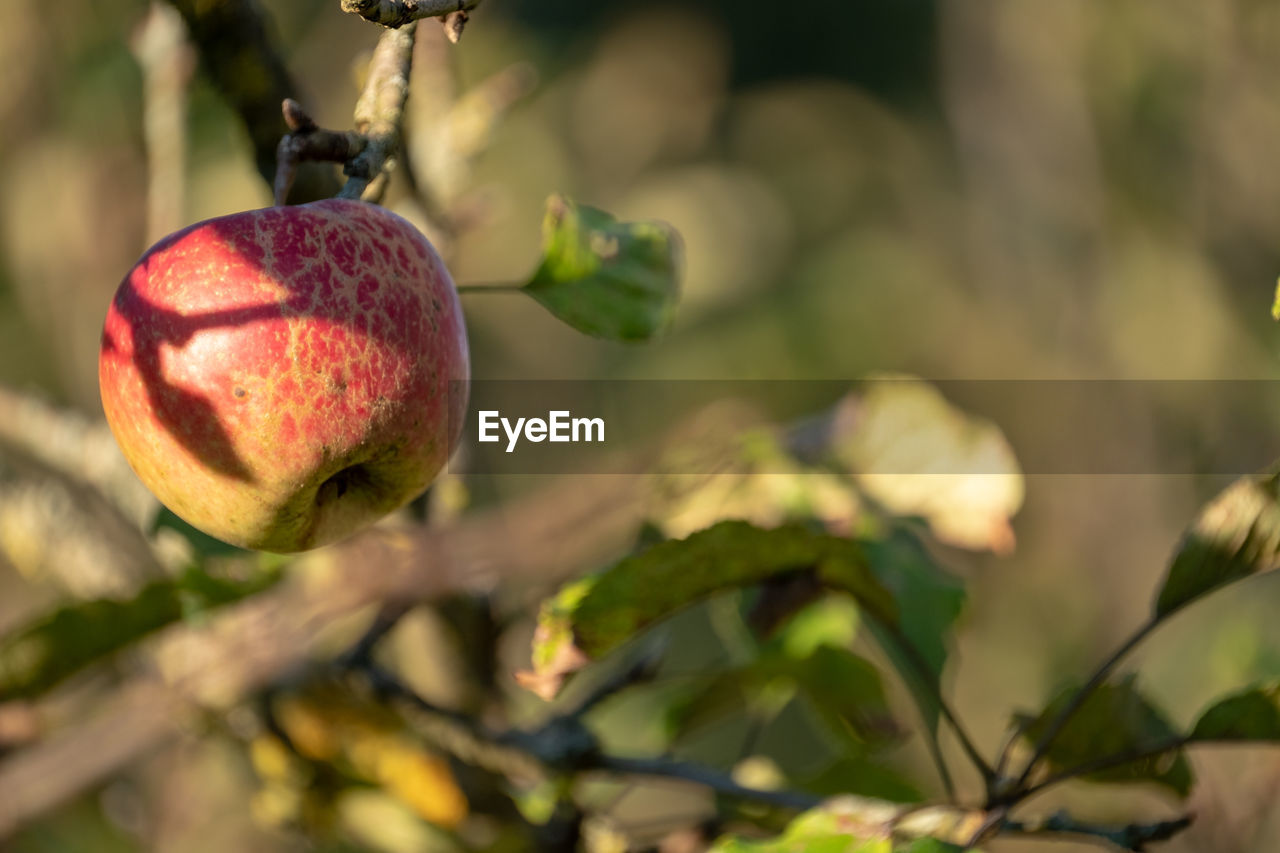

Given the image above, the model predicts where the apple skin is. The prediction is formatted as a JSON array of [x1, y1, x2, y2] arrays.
[[99, 199, 469, 552]]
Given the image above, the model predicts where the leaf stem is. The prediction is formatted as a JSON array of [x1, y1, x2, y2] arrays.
[[1015, 734, 1190, 803], [1004, 810, 1194, 851], [456, 282, 524, 294], [874, 618, 996, 796], [1009, 617, 1162, 795]]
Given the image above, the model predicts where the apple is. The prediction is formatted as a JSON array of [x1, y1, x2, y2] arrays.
[[98, 199, 469, 552]]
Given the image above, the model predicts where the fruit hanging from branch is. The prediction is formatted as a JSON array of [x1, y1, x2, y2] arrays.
[[99, 199, 469, 552]]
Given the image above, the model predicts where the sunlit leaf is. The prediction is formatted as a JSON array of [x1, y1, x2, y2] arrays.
[[1155, 470, 1280, 619], [649, 414, 861, 540], [831, 378, 1023, 554], [523, 194, 681, 341], [709, 798, 971, 852], [519, 521, 899, 700], [1017, 675, 1193, 797], [1190, 682, 1280, 741]]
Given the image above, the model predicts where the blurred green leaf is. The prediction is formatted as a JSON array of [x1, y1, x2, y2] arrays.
[[709, 798, 970, 852], [797, 756, 923, 804], [152, 505, 250, 560], [667, 643, 899, 749], [0, 567, 281, 699], [523, 194, 681, 341], [1190, 683, 1280, 740], [862, 530, 965, 736], [1017, 675, 1193, 797], [794, 645, 901, 746], [772, 595, 861, 659], [521, 521, 898, 700], [1155, 470, 1280, 619]]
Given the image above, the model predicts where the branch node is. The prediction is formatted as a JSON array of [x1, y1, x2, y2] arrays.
[[281, 97, 317, 133]]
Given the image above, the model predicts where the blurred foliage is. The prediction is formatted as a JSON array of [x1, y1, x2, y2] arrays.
[[1015, 675, 1194, 798], [5, 0, 1280, 851]]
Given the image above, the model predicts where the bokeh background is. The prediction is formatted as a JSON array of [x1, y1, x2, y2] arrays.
[[5, 0, 1280, 850]]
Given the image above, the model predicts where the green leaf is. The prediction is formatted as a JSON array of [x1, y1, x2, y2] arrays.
[[1190, 683, 1280, 740], [1017, 675, 1193, 797], [667, 644, 900, 750], [1155, 470, 1280, 619], [152, 505, 250, 560], [520, 521, 898, 700], [0, 568, 281, 699], [798, 757, 923, 804], [793, 645, 901, 746], [772, 595, 861, 660], [708, 799, 972, 853], [862, 530, 966, 735], [523, 194, 681, 341], [709, 798, 895, 853]]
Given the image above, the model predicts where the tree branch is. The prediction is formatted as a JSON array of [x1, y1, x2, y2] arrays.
[[131, 2, 195, 245], [273, 23, 417, 205], [341, 22, 417, 200], [1016, 735, 1190, 803], [164, 0, 342, 203], [0, 474, 646, 837], [341, 0, 481, 33], [1010, 617, 1160, 794], [1005, 810, 1194, 851]]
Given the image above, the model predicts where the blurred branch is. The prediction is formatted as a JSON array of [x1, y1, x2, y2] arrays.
[[341, 22, 417, 201], [0, 474, 646, 836], [1016, 734, 1191, 803], [273, 101, 366, 206], [0, 386, 154, 528], [274, 23, 418, 204], [164, 0, 342, 202], [1009, 617, 1160, 794], [131, 2, 194, 244], [1005, 811, 1194, 851], [342, 0, 480, 40]]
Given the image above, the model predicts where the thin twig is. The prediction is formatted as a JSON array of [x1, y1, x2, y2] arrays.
[[131, 2, 194, 244], [1011, 618, 1161, 793], [592, 755, 822, 812], [273, 100, 365, 206], [873, 617, 996, 795], [456, 283, 525, 294], [1015, 734, 1190, 803], [1005, 810, 1194, 851]]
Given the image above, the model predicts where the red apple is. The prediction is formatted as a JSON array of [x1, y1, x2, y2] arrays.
[[99, 199, 469, 552]]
